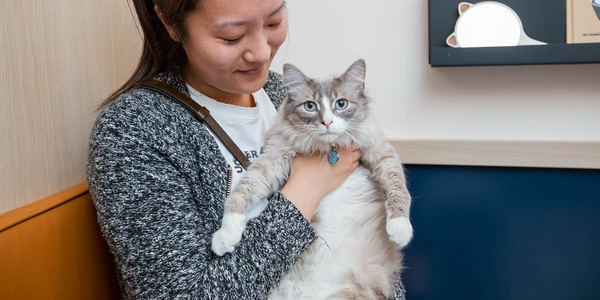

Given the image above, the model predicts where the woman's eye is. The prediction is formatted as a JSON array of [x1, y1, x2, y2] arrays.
[[223, 36, 243, 44], [335, 99, 348, 110], [268, 20, 282, 27], [303, 102, 317, 112]]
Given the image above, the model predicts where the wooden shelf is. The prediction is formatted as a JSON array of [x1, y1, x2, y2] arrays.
[[390, 139, 600, 169], [430, 43, 600, 67], [428, 0, 600, 67]]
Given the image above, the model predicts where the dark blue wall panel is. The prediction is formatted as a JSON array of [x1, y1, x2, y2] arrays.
[[402, 165, 600, 300]]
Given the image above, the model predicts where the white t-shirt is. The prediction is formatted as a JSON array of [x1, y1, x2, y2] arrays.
[[187, 84, 278, 219]]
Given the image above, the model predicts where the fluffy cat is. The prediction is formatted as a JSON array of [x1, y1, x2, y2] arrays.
[[211, 59, 413, 299]]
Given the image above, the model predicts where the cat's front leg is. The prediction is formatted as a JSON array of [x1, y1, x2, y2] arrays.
[[211, 212, 248, 256], [363, 140, 413, 248], [211, 166, 273, 256], [382, 160, 413, 247], [386, 215, 413, 248], [382, 161, 413, 248], [382, 163, 413, 248], [211, 150, 292, 256]]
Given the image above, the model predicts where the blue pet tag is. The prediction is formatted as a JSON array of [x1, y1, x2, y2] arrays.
[[328, 149, 339, 164]]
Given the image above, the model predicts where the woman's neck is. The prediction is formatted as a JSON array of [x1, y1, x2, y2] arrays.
[[183, 68, 256, 108]]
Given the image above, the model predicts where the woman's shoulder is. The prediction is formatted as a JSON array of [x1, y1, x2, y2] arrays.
[[264, 70, 286, 109], [96, 87, 183, 128], [90, 87, 200, 152], [95, 70, 190, 129]]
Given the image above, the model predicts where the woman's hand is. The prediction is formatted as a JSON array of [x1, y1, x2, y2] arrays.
[[281, 145, 361, 221]]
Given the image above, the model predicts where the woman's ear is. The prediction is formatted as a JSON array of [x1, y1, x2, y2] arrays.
[[154, 5, 180, 42]]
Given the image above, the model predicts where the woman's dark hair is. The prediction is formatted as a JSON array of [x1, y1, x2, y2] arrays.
[[99, 0, 200, 108]]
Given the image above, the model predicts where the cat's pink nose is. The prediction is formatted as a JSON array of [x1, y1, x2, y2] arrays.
[[321, 121, 332, 129]]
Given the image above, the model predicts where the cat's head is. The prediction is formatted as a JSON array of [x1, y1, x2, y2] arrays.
[[281, 59, 371, 148]]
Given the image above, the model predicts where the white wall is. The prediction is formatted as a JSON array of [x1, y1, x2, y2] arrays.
[[272, 0, 600, 142]]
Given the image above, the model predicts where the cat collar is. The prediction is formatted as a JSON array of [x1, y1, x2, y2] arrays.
[[328, 145, 339, 164]]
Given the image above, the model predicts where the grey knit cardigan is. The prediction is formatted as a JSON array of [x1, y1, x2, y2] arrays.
[[87, 69, 406, 299]]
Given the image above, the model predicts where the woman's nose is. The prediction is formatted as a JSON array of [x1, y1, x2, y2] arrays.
[[243, 33, 271, 63]]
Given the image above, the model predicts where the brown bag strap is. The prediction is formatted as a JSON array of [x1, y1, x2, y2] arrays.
[[140, 79, 251, 170]]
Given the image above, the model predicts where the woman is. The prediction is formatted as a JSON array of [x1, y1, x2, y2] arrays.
[[87, 0, 405, 298]]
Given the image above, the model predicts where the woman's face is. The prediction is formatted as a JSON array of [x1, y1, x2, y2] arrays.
[[181, 0, 287, 103]]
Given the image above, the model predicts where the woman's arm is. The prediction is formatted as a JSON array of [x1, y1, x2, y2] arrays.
[[389, 272, 407, 300], [87, 94, 316, 299], [282, 145, 360, 221]]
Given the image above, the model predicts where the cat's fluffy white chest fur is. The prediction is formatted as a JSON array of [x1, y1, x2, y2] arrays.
[[268, 167, 401, 300]]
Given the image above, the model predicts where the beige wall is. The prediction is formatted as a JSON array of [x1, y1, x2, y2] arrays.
[[273, 0, 600, 143], [272, 0, 600, 168], [2, 1, 599, 214], [0, 1, 141, 213]]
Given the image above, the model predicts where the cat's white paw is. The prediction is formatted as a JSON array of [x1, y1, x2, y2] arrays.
[[211, 213, 246, 256], [386, 216, 413, 248], [211, 228, 239, 256]]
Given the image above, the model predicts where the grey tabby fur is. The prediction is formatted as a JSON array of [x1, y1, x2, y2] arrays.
[[212, 59, 413, 299]]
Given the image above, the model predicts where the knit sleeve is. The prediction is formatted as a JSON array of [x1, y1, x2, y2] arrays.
[[87, 91, 317, 299], [264, 71, 286, 109], [389, 271, 407, 300]]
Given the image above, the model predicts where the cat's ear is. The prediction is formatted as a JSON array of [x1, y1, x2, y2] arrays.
[[342, 59, 366, 92], [283, 63, 309, 90], [458, 2, 473, 15]]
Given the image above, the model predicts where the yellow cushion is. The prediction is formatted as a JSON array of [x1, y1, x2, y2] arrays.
[[0, 182, 120, 299]]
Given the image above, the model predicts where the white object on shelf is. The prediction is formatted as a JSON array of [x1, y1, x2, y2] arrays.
[[446, 1, 547, 48]]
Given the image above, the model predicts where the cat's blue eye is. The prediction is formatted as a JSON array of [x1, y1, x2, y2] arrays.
[[335, 99, 349, 110], [303, 102, 317, 112]]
